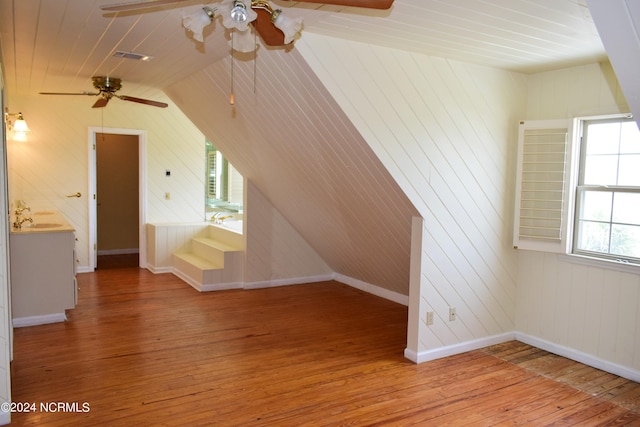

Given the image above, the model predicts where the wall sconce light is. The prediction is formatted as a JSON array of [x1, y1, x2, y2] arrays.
[[4, 108, 31, 141]]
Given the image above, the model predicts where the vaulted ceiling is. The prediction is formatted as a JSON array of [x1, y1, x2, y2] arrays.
[[1, 0, 606, 98], [0, 0, 628, 295]]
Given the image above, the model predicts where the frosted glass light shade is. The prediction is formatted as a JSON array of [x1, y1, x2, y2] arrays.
[[182, 7, 215, 42], [273, 12, 303, 44], [230, 28, 257, 53], [12, 119, 30, 133]]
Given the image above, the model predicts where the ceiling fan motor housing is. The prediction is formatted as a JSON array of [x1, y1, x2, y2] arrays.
[[93, 76, 122, 93]]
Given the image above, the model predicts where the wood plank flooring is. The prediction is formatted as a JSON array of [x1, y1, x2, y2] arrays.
[[9, 262, 640, 426]]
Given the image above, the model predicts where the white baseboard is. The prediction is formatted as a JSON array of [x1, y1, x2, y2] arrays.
[[244, 274, 334, 290], [13, 313, 67, 328], [404, 331, 640, 384], [200, 282, 244, 292], [146, 263, 172, 274], [405, 332, 516, 364], [97, 248, 139, 256], [171, 268, 243, 292], [333, 273, 409, 306], [515, 332, 640, 383]]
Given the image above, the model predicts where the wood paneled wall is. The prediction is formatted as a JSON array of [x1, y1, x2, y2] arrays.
[[518, 62, 640, 380], [6, 89, 205, 269], [165, 45, 419, 296], [297, 34, 526, 359], [0, 65, 13, 425]]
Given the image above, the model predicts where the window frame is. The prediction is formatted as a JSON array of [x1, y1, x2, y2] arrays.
[[514, 114, 640, 270], [571, 116, 640, 265]]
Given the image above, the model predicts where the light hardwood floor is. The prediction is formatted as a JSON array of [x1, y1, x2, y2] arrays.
[[9, 259, 640, 426]]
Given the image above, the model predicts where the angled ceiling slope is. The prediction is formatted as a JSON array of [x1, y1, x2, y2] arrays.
[[587, 0, 640, 128]]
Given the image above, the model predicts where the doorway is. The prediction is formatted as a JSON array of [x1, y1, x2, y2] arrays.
[[88, 128, 147, 271]]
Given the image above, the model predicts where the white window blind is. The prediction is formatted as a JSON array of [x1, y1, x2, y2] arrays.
[[514, 119, 573, 253], [207, 151, 217, 198]]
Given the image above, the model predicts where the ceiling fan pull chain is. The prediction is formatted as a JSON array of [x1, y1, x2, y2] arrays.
[[230, 30, 235, 105]]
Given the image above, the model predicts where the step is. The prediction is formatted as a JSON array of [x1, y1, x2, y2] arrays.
[[173, 252, 223, 270], [173, 252, 223, 285], [191, 236, 239, 265]]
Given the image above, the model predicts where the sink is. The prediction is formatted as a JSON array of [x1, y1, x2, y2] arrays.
[[29, 223, 63, 229]]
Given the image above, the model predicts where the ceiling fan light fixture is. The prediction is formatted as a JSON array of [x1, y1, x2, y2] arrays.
[[220, 0, 256, 31], [230, 1, 249, 22], [272, 10, 303, 45], [231, 27, 257, 53], [182, 6, 217, 42]]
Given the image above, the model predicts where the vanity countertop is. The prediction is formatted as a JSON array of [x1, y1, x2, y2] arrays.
[[10, 210, 75, 234]]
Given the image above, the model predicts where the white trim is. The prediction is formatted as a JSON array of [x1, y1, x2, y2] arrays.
[[97, 248, 140, 256], [146, 264, 172, 274], [159, 264, 407, 307], [404, 332, 515, 364], [200, 282, 244, 292], [88, 128, 147, 271], [559, 253, 640, 274], [333, 273, 409, 306], [13, 313, 67, 328], [515, 332, 640, 383], [244, 274, 334, 290], [404, 331, 640, 383], [0, 411, 9, 425]]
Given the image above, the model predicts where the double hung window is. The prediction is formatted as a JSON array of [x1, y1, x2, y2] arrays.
[[514, 115, 640, 266], [573, 118, 640, 263]]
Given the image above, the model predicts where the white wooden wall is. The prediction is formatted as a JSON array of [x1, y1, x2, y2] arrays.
[[146, 180, 332, 286], [518, 62, 640, 379], [297, 34, 526, 358], [6, 89, 205, 270], [0, 68, 13, 425], [244, 180, 333, 285]]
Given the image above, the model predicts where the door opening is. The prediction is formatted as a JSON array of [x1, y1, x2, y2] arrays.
[[89, 128, 147, 271]]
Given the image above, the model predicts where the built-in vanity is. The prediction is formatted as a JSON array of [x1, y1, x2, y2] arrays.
[[9, 210, 77, 327]]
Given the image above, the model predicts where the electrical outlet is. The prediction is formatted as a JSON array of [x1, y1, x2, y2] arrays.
[[426, 311, 434, 325], [449, 307, 457, 321]]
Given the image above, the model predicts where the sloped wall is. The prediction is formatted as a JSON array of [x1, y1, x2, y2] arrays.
[[244, 180, 333, 285], [296, 34, 526, 358], [165, 45, 419, 296]]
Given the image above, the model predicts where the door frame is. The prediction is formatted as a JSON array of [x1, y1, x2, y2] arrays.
[[88, 127, 147, 270]]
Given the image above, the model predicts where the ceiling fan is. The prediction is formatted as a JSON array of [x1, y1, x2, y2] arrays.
[[39, 76, 169, 108], [101, 0, 394, 47]]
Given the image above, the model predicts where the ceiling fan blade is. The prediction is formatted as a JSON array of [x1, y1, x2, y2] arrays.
[[100, 0, 190, 12], [93, 97, 110, 108], [39, 91, 99, 96], [294, 0, 393, 9], [253, 8, 285, 46], [118, 95, 168, 108]]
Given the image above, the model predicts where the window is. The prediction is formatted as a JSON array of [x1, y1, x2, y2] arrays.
[[573, 118, 640, 263], [514, 116, 640, 266], [205, 140, 243, 214]]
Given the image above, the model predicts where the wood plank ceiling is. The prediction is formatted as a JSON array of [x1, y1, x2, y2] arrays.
[[0, 0, 606, 97], [0, 0, 612, 295]]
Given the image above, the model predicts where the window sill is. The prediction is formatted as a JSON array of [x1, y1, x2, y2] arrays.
[[559, 253, 640, 274]]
